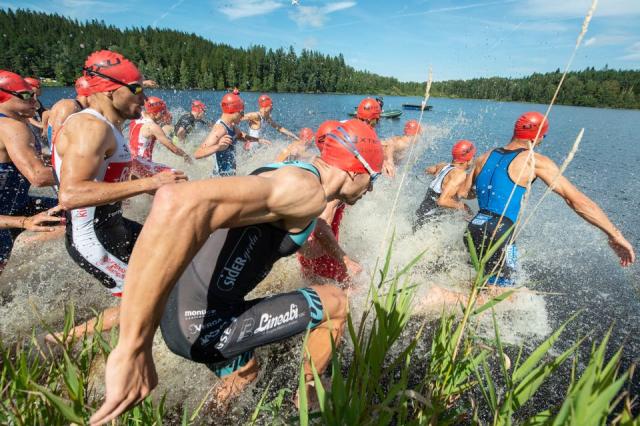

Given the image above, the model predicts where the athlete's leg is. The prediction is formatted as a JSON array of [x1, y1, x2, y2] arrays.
[[303, 284, 347, 379], [46, 305, 120, 344]]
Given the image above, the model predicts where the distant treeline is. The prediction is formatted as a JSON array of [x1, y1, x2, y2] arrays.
[[0, 9, 422, 96], [431, 68, 640, 109], [2, 9, 638, 109]]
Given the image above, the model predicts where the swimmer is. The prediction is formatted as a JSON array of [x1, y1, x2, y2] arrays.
[[129, 96, 192, 178], [297, 122, 362, 286], [467, 112, 635, 287], [355, 97, 381, 128], [43, 76, 91, 146], [24, 77, 46, 129], [90, 118, 384, 424], [242, 94, 296, 149], [0, 70, 58, 273], [195, 92, 261, 176], [173, 100, 210, 143], [275, 127, 315, 162], [47, 50, 187, 342], [382, 119, 422, 177], [413, 140, 476, 231]]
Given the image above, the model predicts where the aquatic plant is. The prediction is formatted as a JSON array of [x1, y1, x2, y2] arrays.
[[250, 235, 639, 425], [0, 305, 204, 425]]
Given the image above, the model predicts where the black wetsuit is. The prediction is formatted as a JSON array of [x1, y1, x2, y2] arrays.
[[174, 112, 209, 138], [160, 161, 324, 377]]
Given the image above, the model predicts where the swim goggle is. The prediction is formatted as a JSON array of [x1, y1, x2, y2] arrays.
[[326, 126, 381, 186], [0, 88, 35, 101], [82, 67, 144, 95]]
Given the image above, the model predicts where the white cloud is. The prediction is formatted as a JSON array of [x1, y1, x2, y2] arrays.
[[584, 34, 632, 47], [289, 1, 356, 28], [619, 41, 640, 61], [219, 0, 284, 20], [520, 0, 640, 18]]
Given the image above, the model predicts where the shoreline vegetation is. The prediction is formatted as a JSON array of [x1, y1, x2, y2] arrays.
[[2, 9, 639, 110], [2, 239, 639, 424]]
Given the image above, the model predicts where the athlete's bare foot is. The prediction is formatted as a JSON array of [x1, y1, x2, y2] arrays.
[[294, 375, 331, 412], [208, 357, 260, 412]]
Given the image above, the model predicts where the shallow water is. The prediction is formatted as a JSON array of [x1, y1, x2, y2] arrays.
[[1, 89, 638, 418]]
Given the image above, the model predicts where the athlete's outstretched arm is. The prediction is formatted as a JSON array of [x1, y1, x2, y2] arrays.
[[266, 116, 298, 140], [91, 170, 325, 425], [58, 119, 186, 210], [147, 122, 192, 163], [2, 120, 55, 187], [535, 154, 635, 266]]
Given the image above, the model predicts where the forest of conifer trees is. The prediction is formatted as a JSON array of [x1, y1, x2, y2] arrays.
[[2, 9, 638, 109]]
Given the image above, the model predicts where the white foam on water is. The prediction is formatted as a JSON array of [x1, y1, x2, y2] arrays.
[[0, 113, 553, 417]]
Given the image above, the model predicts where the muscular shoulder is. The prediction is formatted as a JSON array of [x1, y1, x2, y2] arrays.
[[62, 114, 114, 151], [266, 166, 326, 219], [0, 117, 32, 146]]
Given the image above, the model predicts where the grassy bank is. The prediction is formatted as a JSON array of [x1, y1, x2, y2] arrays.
[[1, 238, 638, 425]]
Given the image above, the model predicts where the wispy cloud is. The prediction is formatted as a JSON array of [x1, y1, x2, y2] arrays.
[[391, 0, 518, 19], [218, 0, 284, 20], [521, 0, 640, 18], [618, 41, 640, 61], [289, 1, 356, 28], [584, 34, 633, 48], [153, 0, 187, 27]]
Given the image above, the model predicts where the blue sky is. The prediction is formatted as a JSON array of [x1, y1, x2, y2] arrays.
[[5, 0, 640, 81]]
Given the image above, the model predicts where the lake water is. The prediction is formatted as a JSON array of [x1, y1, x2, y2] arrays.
[[2, 88, 639, 420]]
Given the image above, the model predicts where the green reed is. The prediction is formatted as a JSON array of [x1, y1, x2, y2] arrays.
[[0, 305, 203, 425], [250, 234, 640, 425]]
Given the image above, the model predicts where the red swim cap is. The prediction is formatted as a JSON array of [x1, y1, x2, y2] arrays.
[[24, 77, 41, 90], [356, 98, 381, 121], [221, 93, 244, 114], [82, 50, 142, 95], [258, 94, 272, 108], [74, 76, 92, 97], [404, 120, 421, 136], [315, 120, 341, 152], [513, 112, 549, 141], [145, 96, 167, 115], [299, 127, 314, 144], [0, 70, 33, 103], [191, 100, 206, 113], [452, 140, 477, 163], [320, 119, 383, 174]]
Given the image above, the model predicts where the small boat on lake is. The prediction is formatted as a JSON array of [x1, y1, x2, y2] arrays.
[[347, 108, 403, 118], [402, 103, 432, 111]]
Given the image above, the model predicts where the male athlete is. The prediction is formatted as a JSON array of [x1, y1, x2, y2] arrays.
[[43, 76, 91, 145], [129, 96, 191, 178], [413, 140, 476, 231], [173, 100, 209, 143], [0, 70, 58, 273], [468, 112, 634, 286], [242, 94, 297, 149], [275, 127, 315, 162], [90, 118, 384, 424], [49, 50, 186, 341], [382, 120, 422, 177], [195, 92, 261, 176]]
